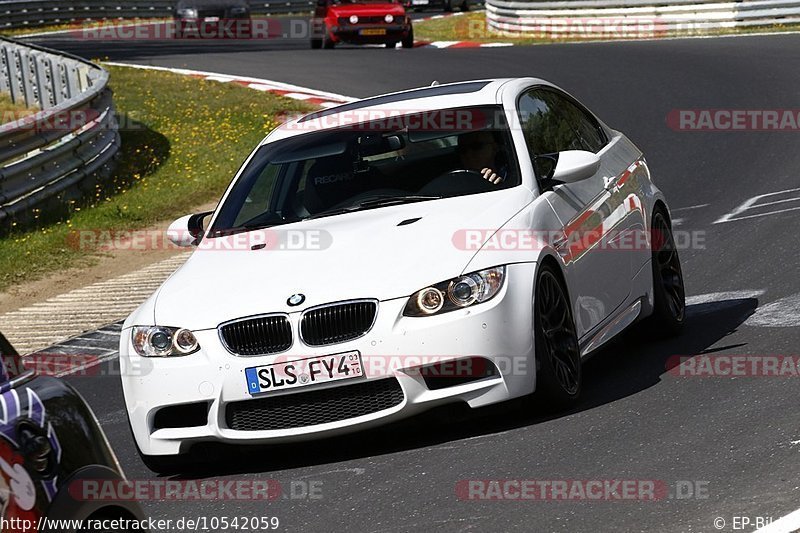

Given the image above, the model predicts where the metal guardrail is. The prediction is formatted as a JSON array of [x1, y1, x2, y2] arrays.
[[0, 0, 316, 30], [485, 0, 800, 34], [0, 37, 119, 230]]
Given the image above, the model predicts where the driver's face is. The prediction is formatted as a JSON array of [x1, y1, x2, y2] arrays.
[[458, 132, 498, 171]]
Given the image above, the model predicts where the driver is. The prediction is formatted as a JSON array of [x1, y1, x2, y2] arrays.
[[457, 131, 506, 185]]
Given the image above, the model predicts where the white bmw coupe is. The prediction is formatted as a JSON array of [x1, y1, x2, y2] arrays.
[[120, 78, 685, 472]]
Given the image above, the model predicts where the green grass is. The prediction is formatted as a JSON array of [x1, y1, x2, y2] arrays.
[[414, 12, 545, 44], [0, 92, 37, 119], [414, 11, 800, 44], [0, 65, 311, 292]]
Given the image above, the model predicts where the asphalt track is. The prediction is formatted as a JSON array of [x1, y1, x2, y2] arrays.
[[25, 25, 800, 533]]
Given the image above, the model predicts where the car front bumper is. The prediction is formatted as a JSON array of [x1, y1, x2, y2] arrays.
[[330, 24, 411, 44], [121, 262, 537, 456]]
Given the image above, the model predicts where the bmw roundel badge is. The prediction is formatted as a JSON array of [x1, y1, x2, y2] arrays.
[[287, 294, 305, 306]]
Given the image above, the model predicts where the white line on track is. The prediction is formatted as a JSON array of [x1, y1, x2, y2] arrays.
[[685, 290, 766, 319], [716, 205, 800, 223], [686, 290, 800, 328], [281, 92, 317, 100], [685, 290, 766, 306], [746, 293, 800, 327], [426, 40, 461, 48], [672, 203, 710, 212], [714, 187, 800, 223], [753, 508, 800, 533]]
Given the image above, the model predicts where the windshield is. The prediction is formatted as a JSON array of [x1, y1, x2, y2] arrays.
[[209, 106, 519, 236]]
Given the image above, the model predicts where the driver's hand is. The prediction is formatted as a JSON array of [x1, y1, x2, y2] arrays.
[[481, 168, 504, 184]]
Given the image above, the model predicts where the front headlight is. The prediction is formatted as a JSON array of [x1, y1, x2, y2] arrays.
[[404, 266, 505, 317], [132, 326, 199, 357], [177, 8, 198, 18]]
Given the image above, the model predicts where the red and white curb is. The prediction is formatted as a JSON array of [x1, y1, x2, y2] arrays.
[[414, 40, 512, 48], [103, 62, 356, 108]]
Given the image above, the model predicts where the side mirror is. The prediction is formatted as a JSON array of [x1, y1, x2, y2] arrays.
[[551, 150, 601, 184], [167, 211, 212, 247]]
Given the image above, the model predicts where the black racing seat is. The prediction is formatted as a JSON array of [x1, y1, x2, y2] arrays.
[[296, 155, 354, 217]]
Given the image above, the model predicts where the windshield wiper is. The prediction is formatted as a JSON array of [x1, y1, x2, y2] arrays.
[[305, 206, 363, 220], [354, 195, 441, 208], [306, 195, 441, 220]]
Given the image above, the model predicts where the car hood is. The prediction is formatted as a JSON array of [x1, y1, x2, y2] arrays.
[[328, 3, 406, 16], [154, 189, 530, 330]]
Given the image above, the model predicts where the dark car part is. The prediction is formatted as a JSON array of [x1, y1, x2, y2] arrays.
[[0, 334, 148, 532]]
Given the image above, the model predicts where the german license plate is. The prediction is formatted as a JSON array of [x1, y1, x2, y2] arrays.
[[203, 16, 220, 22], [245, 351, 363, 394], [412, 0, 429, 5], [360, 28, 387, 36]]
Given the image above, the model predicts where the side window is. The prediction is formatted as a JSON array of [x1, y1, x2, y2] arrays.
[[519, 90, 582, 156], [541, 90, 607, 154], [232, 163, 280, 227], [518, 90, 584, 179]]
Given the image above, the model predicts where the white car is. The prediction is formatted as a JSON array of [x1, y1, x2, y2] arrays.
[[120, 78, 685, 472]]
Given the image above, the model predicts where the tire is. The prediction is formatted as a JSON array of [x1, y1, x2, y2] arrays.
[[444, 0, 453, 11], [385, 41, 398, 48], [533, 263, 582, 407], [310, 38, 322, 49], [460, 0, 469, 10], [401, 27, 414, 48], [646, 208, 686, 336]]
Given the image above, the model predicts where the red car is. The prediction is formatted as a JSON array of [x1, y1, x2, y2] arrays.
[[311, 0, 414, 49]]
